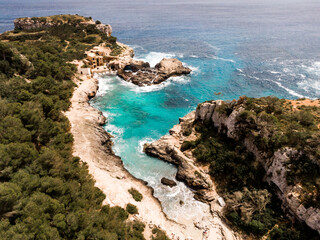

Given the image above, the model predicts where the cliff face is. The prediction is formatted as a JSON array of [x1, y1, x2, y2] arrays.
[[14, 15, 112, 36], [145, 97, 320, 235], [195, 99, 320, 234]]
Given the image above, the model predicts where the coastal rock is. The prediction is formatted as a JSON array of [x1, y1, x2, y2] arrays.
[[195, 99, 320, 234], [97, 112, 107, 125], [95, 23, 112, 37], [155, 58, 191, 75], [14, 16, 112, 37], [116, 58, 191, 86], [161, 177, 177, 187], [144, 111, 215, 201]]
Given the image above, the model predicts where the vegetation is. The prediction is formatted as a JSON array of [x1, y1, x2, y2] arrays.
[[183, 96, 320, 239], [126, 203, 138, 214], [0, 15, 145, 239], [128, 188, 143, 202], [19, 14, 91, 27], [151, 228, 169, 240]]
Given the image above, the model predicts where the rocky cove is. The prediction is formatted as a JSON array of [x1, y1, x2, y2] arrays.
[[0, 0, 319, 240], [144, 97, 320, 237]]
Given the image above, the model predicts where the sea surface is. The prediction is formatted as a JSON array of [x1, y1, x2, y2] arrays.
[[1, 0, 320, 221]]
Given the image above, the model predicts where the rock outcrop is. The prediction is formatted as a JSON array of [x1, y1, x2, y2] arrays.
[[145, 97, 320, 234], [194, 99, 320, 234], [115, 58, 191, 86], [14, 15, 112, 37], [144, 112, 216, 201], [161, 177, 177, 187], [95, 23, 112, 37]]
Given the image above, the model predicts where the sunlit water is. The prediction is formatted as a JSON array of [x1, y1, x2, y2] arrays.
[[1, 0, 320, 221]]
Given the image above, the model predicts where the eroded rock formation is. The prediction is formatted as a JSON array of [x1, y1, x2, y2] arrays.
[[114, 58, 191, 86]]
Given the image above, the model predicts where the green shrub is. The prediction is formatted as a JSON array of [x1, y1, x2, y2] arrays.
[[181, 140, 196, 151], [128, 188, 143, 202], [152, 227, 169, 240], [126, 203, 138, 214]]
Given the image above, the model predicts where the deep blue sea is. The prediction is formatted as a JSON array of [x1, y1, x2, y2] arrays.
[[1, 0, 320, 220]]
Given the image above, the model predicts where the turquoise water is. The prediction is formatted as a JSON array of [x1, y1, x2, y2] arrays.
[[1, 0, 320, 220]]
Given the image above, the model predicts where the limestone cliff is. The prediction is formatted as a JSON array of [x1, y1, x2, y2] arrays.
[[194, 99, 320, 233], [145, 97, 320, 235]]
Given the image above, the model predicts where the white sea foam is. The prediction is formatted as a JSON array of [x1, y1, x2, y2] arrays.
[[269, 70, 281, 74], [236, 68, 243, 73], [136, 51, 176, 67], [95, 75, 115, 96], [298, 79, 320, 96], [138, 137, 157, 154], [117, 73, 191, 93], [118, 77, 172, 92], [130, 44, 146, 51], [170, 75, 191, 84], [205, 42, 220, 51], [185, 64, 201, 75], [213, 56, 236, 63], [273, 80, 305, 98], [104, 124, 124, 138]]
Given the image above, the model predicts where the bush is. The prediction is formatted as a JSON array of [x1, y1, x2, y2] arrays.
[[128, 188, 143, 202], [181, 141, 196, 151], [95, 20, 101, 24], [126, 203, 138, 214], [152, 227, 169, 240]]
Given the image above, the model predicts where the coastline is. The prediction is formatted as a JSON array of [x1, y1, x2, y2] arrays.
[[65, 69, 240, 239]]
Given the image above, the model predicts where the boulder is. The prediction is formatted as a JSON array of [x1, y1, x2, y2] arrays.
[[155, 58, 192, 75], [161, 177, 177, 187]]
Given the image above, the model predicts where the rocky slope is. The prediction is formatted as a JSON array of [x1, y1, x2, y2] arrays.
[[145, 97, 320, 235], [14, 15, 112, 36]]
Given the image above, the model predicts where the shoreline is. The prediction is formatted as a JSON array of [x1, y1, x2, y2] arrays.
[[65, 37, 239, 238], [65, 70, 232, 239]]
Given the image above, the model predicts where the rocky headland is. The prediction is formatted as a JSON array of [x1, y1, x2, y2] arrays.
[[14, 14, 112, 36], [145, 97, 320, 236]]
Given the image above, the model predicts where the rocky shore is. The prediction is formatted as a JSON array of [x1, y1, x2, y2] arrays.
[[65, 61, 238, 240], [145, 98, 320, 235], [144, 111, 221, 203]]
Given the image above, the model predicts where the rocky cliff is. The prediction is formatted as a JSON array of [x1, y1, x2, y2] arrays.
[[194, 99, 320, 234], [145, 97, 320, 235], [14, 15, 112, 36]]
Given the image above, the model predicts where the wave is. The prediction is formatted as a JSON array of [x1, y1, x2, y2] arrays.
[[213, 56, 236, 63], [205, 42, 220, 51], [184, 63, 201, 75], [95, 75, 115, 96], [298, 79, 320, 97], [130, 44, 146, 52], [272, 80, 305, 98], [138, 137, 157, 154], [136, 51, 176, 67]]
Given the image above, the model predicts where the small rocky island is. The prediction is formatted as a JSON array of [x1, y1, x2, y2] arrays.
[[113, 58, 192, 86]]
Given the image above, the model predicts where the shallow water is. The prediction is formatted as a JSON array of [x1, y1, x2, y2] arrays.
[[1, 0, 320, 220]]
